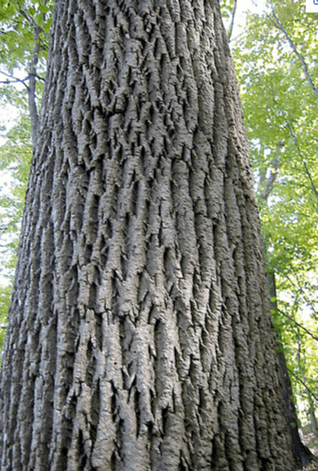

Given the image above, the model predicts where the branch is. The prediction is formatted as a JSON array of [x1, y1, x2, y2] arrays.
[[277, 308, 318, 342], [286, 121, 318, 207], [228, 0, 237, 42], [0, 71, 45, 88], [274, 267, 318, 318], [0, 227, 8, 240], [18, 6, 50, 39], [294, 271, 318, 317], [259, 140, 285, 202], [287, 367, 318, 403], [260, 157, 279, 201], [269, 2, 318, 102], [0, 71, 30, 90], [303, 161, 318, 205]]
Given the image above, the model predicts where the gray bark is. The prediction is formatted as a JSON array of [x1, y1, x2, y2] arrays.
[[28, 36, 40, 148], [26, 19, 41, 147], [0, 0, 295, 469]]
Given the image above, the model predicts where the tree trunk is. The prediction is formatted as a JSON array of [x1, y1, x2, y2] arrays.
[[277, 351, 314, 468], [0, 0, 295, 469], [268, 272, 313, 468], [296, 341, 318, 442]]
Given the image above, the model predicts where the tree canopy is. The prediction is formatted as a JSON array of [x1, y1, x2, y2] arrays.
[[0, 0, 317, 440], [229, 0, 318, 432]]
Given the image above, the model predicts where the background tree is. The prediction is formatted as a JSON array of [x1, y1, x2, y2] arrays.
[[229, 0, 318, 441], [0, 0, 53, 336], [0, 0, 297, 469]]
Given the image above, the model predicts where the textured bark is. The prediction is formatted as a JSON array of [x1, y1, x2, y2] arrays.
[[0, 0, 295, 470]]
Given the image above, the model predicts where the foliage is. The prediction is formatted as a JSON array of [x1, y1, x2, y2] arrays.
[[0, 114, 33, 358], [0, 0, 52, 69], [0, 114, 32, 267], [0, 0, 52, 109], [0, 0, 52, 354], [229, 0, 318, 425]]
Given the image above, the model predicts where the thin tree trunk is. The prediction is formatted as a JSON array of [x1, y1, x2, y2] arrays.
[[0, 0, 295, 469], [278, 352, 313, 467], [297, 341, 318, 442], [28, 28, 40, 147], [268, 272, 313, 467]]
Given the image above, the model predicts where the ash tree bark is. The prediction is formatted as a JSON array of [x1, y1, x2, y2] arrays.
[[0, 0, 296, 469]]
